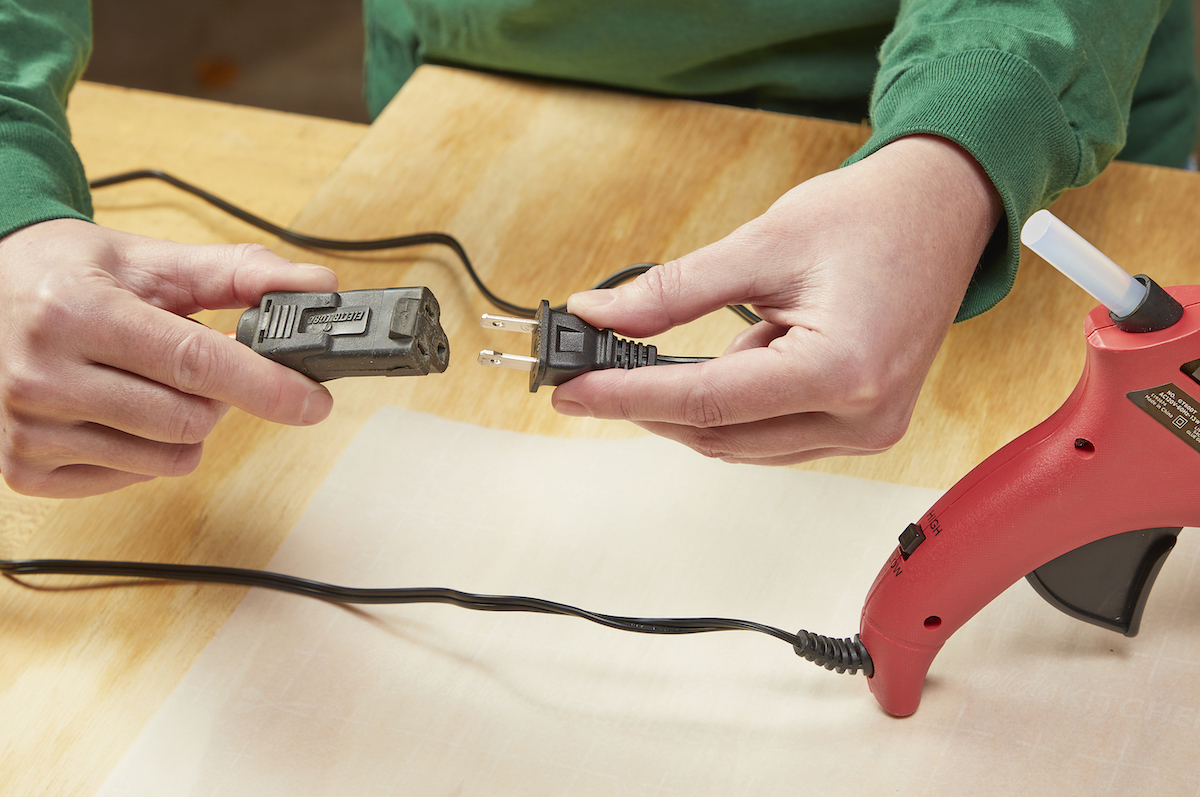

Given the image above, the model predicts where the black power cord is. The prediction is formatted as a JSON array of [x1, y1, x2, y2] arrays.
[[0, 558, 872, 675], [24, 170, 871, 679]]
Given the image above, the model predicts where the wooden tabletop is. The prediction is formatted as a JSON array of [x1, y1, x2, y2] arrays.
[[2, 66, 1199, 794]]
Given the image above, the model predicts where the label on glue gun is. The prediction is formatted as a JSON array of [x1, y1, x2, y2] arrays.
[[1127, 383, 1200, 455]]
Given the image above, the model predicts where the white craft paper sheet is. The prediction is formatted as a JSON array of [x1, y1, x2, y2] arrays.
[[99, 407, 1200, 796]]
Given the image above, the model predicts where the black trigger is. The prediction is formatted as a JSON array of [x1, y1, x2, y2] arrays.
[[1025, 527, 1181, 637]]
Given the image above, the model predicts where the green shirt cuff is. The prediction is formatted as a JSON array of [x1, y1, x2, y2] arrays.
[[0, 116, 92, 240], [845, 50, 1080, 321]]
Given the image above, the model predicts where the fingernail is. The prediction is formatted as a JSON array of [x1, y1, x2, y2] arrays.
[[569, 289, 615, 310], [553, 399, 591, 417], [301, 388, 333, 424], [297, 263, 336, 279]]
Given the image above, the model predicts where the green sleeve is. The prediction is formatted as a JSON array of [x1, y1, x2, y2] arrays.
[[0, 0, 94, 240], [846, 0, 1197, 321]]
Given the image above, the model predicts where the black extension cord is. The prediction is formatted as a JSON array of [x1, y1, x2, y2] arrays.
[[1, 170, 872, 680], [88, 169, 762, 324]]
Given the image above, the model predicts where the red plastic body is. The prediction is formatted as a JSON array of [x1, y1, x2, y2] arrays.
[[860, 286, 1200, 717]]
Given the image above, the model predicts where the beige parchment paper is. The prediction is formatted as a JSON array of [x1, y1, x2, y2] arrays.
[[98, 407, 1200, 796]]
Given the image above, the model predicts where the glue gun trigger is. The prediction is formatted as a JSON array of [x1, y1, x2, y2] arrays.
[[1025, 527, 1181, 637]]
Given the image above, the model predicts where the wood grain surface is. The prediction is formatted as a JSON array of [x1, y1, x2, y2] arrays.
[[1, 67, 1198, 794]]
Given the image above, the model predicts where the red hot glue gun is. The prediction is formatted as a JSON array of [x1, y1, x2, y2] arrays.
[[859, 211, 1200, 717]]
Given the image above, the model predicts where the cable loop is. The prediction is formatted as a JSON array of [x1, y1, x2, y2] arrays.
[[88, 170, 760, 323]]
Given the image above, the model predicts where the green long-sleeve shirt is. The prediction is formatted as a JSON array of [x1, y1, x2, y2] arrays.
[[3, 0, 1198, 319], [0, 1, 92, 237]]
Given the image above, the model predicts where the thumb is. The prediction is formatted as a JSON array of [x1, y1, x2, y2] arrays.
[[123, 238, 338, 314], [567, 234, 761, 338]]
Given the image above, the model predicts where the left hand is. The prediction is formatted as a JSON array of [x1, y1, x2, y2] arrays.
[[549, 135, 1002, 465]]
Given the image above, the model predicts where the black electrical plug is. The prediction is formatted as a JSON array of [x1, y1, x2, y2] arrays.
[[237, 287, 450, 381], [477, 299, 709, 392]]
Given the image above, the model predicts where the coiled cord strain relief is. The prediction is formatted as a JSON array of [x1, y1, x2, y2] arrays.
[[793, 631, 874, 677], [612, 337, 658, 369]]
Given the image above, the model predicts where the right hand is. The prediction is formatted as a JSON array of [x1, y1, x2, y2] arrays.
[[0, 218, 339, 498]]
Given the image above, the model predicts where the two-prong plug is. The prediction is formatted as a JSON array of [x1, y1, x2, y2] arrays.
[[478, 300, 708, 392]]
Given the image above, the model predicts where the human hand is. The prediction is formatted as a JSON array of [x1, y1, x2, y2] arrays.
[[0, 219, 339, 497], [551, 135, 1002, 465]]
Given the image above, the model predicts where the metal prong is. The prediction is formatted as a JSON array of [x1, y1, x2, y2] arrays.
[[478, 350, 537, 371], [480, 313, 537, 333]]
